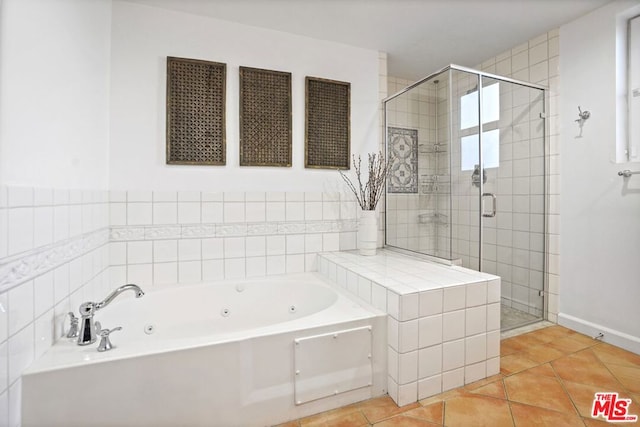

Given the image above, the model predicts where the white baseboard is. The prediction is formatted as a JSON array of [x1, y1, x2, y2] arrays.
[[558, 313, 640, 355]]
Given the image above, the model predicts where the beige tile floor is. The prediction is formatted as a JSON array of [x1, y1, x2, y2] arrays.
[[276, 325, 640, 426]]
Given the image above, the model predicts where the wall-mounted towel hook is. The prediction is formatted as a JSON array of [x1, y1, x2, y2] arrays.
[[575, 106, 591, 137], [618, 170, 640, 178], [576, 106, 591, 123]]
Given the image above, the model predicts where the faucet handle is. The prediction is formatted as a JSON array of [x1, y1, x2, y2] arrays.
[[97, 326, 122, 352], [66, 312, 79, 338]]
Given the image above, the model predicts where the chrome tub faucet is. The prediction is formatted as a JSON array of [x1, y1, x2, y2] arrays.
[[77, 284, 144, 346]]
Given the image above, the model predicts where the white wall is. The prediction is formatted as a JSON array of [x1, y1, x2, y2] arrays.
[[0, 1, 112, 423], [559, 0, 640, 353], [109, 1, 380, 192], [0, 0, 111, 189]]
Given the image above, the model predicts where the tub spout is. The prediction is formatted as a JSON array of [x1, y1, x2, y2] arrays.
[[77, 284, 144, 346], [96, 284, 145, 310]]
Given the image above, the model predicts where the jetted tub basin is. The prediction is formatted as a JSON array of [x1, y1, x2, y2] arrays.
[[22, 273, 387, 427]]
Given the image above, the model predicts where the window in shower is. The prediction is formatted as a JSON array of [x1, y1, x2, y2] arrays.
[[459, 83, 500, 171], [460, 83, 499, 130], [460, 130, 500, 171]]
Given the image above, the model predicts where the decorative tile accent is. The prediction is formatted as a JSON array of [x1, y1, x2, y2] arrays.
[[247, 223, 279, 235], [0, 228, 109, 293], [182, 225, 216, 238], [109, 220, 357, 242], [144, 226, 181, 240], [387, 127, 418, 193], [110, 227, 145, 241], [278, 223, 306, 234], [306, 221, 333, 233]]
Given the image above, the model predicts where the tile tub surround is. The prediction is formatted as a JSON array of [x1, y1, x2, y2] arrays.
[[0, 189, 357, 425], [0, 186, 111, 427], [109, 191, 360, 285], [317, 250, 500, 406]]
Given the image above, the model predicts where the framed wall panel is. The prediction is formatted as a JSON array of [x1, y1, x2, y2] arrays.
[[166, 56, 226, 165], [305, 77, 350, 170], [239, 66, 292, 167]]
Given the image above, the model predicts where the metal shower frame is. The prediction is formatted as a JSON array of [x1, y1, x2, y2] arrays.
[[383, 63, 549, 322]]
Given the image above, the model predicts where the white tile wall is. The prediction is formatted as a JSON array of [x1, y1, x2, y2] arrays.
[[386, 75, 451, 258], [108, 191, 358, 285], [0, 186, 111, 424]]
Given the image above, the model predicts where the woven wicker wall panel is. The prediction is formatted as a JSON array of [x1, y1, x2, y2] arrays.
[[305, 77, 350, 169], [166, 57, 226, 165], [239, 67, 292, 167]]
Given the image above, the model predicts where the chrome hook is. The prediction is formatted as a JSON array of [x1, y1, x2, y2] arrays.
[[575, 106, 591, 138], [575, 106, 591, 123]]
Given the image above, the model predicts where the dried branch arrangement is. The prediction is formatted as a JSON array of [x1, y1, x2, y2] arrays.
[[339, 152, 393, 211]]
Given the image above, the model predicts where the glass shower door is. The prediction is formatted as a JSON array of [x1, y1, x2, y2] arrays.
[[384, 65, 548, 331], [480, 76, 546, 329], [450, 68, 482, 271]]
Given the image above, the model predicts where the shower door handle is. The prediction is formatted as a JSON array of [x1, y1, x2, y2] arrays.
[[482, 193, 496, 218]]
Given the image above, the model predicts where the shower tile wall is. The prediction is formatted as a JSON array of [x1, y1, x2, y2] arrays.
[[386, 77, 417, 252], [0, 186, 111, 426], [474, 29, 560, 322], [447, 30, 559, 319], [449, 69, 546, 318], [386, 77, 449, 257]]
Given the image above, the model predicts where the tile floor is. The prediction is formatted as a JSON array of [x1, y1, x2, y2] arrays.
[[277, 325, 640, 426]]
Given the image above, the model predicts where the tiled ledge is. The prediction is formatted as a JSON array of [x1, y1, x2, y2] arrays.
[[319, 250, 497, 293], [317, 249, 501, 406]]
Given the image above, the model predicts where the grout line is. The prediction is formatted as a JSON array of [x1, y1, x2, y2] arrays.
[[592, 342, 637, 399], [504, 393, 516, 426], [441, 397, 447, 426]]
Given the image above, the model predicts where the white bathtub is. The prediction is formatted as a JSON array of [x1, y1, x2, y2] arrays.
[[22, 273, 387, 427]]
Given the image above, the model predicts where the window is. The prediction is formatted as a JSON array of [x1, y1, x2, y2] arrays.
[[460, 83, 500, 171], [461, 130, 500, 171], [629, 15, 640, 160]]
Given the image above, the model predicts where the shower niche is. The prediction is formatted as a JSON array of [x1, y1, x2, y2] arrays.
[[384, 65, 547, 330]]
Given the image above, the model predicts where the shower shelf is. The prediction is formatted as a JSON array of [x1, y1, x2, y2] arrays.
[[418, 212, 449, 226], [420, 185, 450, 195], [420, 174, 451, 194], [421, 174, 450, 182], [419, 144, 448, 154]]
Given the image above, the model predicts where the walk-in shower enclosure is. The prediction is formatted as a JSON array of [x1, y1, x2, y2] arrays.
[[384, 65, 546, 330]]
